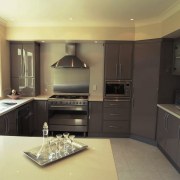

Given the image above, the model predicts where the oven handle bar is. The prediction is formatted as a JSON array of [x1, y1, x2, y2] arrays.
[[49, 105, 87, 111]]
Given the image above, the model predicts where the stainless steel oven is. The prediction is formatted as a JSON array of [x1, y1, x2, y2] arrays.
[[105, 80, 131, 98], [48, 95, 88, 136]]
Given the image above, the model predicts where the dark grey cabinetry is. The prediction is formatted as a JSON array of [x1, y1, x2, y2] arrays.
[[10, 42, 40, 96], [0, 110, 18, 135], [104, 42, 133, 80], [17, 102, 34, 136], [102, 100, 130, 137], [33, 100, 48, 136], [88, 101, 102, 137], [131, 39, 180, 143], [157, 107, 180, 170], [172, 39, 180, 75]]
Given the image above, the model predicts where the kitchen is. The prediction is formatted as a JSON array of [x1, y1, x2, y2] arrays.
[[0, 0, 180, 180]]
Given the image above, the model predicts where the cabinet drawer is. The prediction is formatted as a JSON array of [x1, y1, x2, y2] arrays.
[[103, 107, 130, 121], [104, 100, 130, 108], [103, 121, 129, 133]]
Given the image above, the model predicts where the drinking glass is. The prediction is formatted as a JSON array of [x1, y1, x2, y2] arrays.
[[56, 134, 63, 157], [63, 132, 70, 155], [69, 135, 75, 151]]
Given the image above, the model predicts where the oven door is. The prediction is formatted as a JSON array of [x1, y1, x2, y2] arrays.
[[48, 104, 88, 133]]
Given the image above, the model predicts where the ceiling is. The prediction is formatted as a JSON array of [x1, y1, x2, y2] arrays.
[[0, 0, 179, 27]]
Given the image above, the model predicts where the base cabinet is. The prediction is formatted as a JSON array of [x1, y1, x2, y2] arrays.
[[157, 107, 180, 170], [102, 100, 130, 137], [88, 102, 102, 137], [33, 100, 48, 136], [0, 110, 18, 136], [17, 102, 34, 136]]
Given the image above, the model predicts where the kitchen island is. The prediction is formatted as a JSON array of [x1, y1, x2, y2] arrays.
[[0, 136, 118, 180]]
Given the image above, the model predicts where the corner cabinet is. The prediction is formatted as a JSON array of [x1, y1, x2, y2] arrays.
[[157, 107, 180, 171], [33, 100, 48, 136], [10, 42, 40, 96], [104, 42, 133, 80]]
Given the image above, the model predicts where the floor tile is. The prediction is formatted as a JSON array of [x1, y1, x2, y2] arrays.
[[110, 138, 180, 180]]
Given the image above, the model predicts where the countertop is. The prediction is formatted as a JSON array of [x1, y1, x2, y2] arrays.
[[0, 94, 104, 116], [0, 136, 118, 180], [0, 97, 34, 116], [157, 104, 180, 119]]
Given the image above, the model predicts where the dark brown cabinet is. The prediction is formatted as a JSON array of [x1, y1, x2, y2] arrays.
[[0, 110, 18, 135], [33, 100, 48, 136], [104, 42, 133, 80], [131, 39, 180, 143], [102, 100, 130, 137], [10, 42, 40, 97], [88, 101, 102, 137], [157, 107, 180, 170]]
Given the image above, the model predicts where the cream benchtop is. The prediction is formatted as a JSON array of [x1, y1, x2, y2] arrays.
[[0, 136, 118, 180], [157, 104, 180, 119], [0, 97, 34, 116], [0, 94, 103, 116]]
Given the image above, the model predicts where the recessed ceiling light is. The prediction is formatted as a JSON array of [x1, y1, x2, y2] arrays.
[[130, 18, 134, 21], [41, 41, 45, 43], [69, 17, 73, 21]]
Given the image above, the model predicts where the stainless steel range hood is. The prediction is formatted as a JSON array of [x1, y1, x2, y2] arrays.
[[51, 43, 88, 68]]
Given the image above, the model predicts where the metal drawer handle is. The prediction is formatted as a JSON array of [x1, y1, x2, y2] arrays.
[[109, 125, 120, 129], [110, 113, 121, 116]]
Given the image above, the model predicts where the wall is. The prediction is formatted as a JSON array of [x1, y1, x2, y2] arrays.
[[6, 26, 135, 41], [0, 23, 10, 97], [40, 43, 104, 97]]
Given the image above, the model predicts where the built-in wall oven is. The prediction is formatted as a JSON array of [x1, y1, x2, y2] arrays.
[[105, 80, 131, 98], [48, 95, 88, 136]]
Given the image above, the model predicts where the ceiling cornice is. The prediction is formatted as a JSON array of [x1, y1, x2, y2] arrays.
[[133, 0, 180, 27]]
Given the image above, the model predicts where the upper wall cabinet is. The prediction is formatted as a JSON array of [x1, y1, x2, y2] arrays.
[[10, 42, 40, 96], [104, 42, 133, 80], [172, 39, 180, 75]]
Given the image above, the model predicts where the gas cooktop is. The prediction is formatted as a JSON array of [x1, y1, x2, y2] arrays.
[[49, 95, 88, 100]]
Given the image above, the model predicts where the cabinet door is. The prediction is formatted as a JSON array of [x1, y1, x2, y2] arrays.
[[156, 108, 168, 149], [104, 44, 119, 80], [23, 44, 35, 77], [6, 110, 18, 135], [10, 43, 23, 77], [33, 100, 48, 136], [18, 102, 34, 136], [166, 114, 180, 164], [88, 102, 102, 136], [177, 125, 180, 168], [119, 43, 133, 79], [131, 40, 161, 141], [172, 40, 180, 75], [0, 115, 7, 135]]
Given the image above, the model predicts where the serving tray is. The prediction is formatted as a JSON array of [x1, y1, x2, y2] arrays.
[[24, 140, 88, 166]]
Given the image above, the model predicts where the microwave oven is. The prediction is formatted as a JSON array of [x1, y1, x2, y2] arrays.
[[105, 80, 131, 98]]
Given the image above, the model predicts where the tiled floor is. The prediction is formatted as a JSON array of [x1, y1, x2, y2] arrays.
[[110, 138, 180, 180]]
